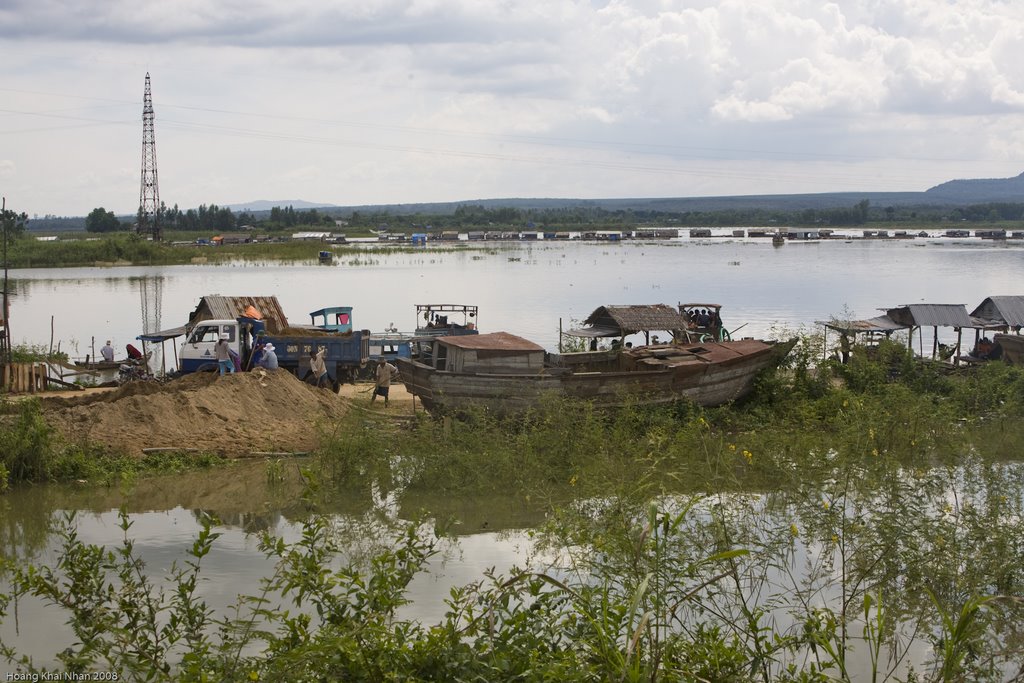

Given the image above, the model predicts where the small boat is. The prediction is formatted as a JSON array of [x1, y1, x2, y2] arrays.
[[772, 231, 785, 246], [397, 332, 795, 415], [318, 250, 334, 264], [994, 333, 1024, 364], [73, 358, 125, 371]]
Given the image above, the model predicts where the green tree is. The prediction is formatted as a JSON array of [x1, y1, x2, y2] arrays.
[[1, 205, 28, 240], [85, 207, 122, 233]]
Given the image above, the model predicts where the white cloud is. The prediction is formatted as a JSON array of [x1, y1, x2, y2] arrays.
[[2, 0, 1024, 216]]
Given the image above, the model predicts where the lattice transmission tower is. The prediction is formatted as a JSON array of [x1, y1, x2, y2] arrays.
[[138, 72, 161, 241]]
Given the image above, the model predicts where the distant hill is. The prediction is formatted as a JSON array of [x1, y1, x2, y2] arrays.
[[225, 199, 338, 212], [334, 192, 925, 215], [923, 171, 1024, 203], [24, 171, 1024, 229]]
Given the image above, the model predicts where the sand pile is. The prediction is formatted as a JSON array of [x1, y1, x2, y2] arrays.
[[43, 370, 350, 457]]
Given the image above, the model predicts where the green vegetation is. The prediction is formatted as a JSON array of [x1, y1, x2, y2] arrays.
[[8, 193, 1024, 269], [6, 343, 68, 364], [2, 340, 1024, 680]]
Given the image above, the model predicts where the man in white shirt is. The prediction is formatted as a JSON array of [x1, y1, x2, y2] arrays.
[[371, 358, 398, 407], [100, 340, 115, 363]]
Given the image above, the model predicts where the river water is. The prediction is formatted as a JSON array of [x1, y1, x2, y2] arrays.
[[6, 234, 1023, 364], [2, 235, 1023, 672]]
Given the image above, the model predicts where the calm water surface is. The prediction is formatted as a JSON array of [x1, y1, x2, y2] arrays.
[[7, 237, 1023, 363]]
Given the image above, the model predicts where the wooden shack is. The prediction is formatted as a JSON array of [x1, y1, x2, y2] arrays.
[[970, 296, 1024, 331], [885, 303, 973, 361], [186, 295, 290, 333]]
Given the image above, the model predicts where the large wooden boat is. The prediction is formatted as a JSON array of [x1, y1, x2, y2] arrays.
[[994, 333, 1024, 364], [397, 331, 795, 414]]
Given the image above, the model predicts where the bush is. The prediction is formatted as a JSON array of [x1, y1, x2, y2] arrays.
[[0, 399, 53, 484]]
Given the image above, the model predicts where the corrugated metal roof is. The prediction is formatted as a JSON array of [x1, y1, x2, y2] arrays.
[[439, 331, 544, 352], [970, 296, 1024, 327], [137, 326, 187, 342], [583, 304, 687, 334], [818, 315, 908, 334], [885, 304, 972, 328], [188, 295, 289, 333]]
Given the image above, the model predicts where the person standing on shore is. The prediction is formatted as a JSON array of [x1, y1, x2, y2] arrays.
[[308, 347, 328, 387], [100, 340, 115, 363], [371, 358, 398, 407], [216, 333, 234, 375]]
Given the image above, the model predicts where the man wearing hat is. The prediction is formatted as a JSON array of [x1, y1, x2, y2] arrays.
[[256, 342, 279, 370], [215, 332, 234, 375]]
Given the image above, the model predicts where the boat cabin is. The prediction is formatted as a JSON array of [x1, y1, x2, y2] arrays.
[[416, 332, 545, 373], [415, 303, 479, 337], [678, 303, 728, 342], [310, 306, 353, 334]]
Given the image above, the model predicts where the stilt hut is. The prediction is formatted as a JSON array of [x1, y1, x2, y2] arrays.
[[884, 304, 973, 363], [969, 295, 1024, 333], [969, 295, 1024, 363], [818, 315, 909, 363]]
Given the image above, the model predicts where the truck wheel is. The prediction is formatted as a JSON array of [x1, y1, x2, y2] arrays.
[[332, 379, 342, 393], [197, 363, 218, 373]]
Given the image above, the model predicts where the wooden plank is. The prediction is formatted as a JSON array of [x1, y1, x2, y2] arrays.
[[44, 375, 85, 390]]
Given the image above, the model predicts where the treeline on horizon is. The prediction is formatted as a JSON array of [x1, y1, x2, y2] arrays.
[[24, 198, 1024, 234]]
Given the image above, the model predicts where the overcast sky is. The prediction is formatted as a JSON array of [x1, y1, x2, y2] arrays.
[[3, 0, 1024, 217]]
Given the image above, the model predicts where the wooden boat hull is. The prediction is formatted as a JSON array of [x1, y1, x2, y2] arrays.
[[994, 334, 1024, 364], [397, 338, 795, 414]]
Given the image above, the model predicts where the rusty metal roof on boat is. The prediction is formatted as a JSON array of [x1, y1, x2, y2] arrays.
[[970, 296, 1024, 327], [439, 331, 544, 352], [580, 304, 688, 335], [885, 304, 973, 328], [187, 295, 289, 333]]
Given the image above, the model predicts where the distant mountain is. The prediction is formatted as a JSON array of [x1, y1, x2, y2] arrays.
[[924, 171, 1024, 203], [333, 192, 923, 215], [331, 171, 1024, 215], [24, 172, 1024, 229], [226, 199, 338, 212]]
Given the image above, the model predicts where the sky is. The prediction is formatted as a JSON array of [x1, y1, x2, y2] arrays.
[[2, 0, 1024, 218]]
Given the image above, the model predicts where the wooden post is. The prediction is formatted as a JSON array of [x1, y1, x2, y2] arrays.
[[932, 327, 938, 359], [955, 328, 963, 366]]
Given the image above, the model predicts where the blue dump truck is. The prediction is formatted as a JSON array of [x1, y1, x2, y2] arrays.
[[178, 306, 369, 390]]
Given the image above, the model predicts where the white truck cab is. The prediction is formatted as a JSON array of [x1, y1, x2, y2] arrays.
[[180, 319, 242, 373]]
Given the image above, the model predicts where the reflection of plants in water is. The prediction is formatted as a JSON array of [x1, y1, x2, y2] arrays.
[[3, 338, 1024, 679]]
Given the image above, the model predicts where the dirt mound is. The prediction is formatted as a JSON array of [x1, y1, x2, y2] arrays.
[[43, 370, 350, 457]]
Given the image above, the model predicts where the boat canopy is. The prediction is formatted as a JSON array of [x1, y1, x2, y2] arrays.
[[567, 304, 687, 338]]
